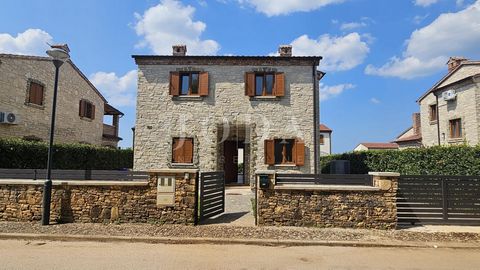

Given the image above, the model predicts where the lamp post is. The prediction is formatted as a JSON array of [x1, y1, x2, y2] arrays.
[[41, 44, 70, 226]]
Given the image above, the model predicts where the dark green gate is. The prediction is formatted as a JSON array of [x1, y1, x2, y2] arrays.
[[199, 171, 225, 221]]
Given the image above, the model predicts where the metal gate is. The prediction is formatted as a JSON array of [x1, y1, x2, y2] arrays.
[[199, 171, 225, 221], [397, 175, 480, 225]]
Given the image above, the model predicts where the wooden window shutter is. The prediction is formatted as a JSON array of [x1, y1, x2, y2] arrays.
[[274, 72, 285, 97], [172, 139, 184, 163], [295, 139, 305, 166], [91, 104, 96, 120], [245, 72, 255, 97], [198, 72, 209, 96], [183, 138, 194, 163], [264, 139, 275, 165], [170, 72, 180, 96], [28, 84, 36, 104], [79, 100, 85, 117], [36, 84, 44, 105]]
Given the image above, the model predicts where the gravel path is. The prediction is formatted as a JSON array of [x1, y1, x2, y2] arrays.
[[0, 222, 479, 244]]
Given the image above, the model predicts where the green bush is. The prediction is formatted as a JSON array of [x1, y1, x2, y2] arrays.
[[0, 138, 133, 169], [320, 145, 480, 175]]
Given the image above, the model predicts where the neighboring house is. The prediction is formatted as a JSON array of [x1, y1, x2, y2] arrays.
[[0, 52, 123, 147], [393, 113, 423, 149], [418, 57, 480, 146], [354, 142, 399, 151], [133, 45, 322, 185], [319, 124, 332, 156]]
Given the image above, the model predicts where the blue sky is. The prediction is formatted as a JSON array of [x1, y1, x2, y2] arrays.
[[1, 0, 479, 153]]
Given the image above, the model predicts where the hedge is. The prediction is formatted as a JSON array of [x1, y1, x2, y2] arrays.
[[0, 138, 133, 170], [320, 145, 480, 175]]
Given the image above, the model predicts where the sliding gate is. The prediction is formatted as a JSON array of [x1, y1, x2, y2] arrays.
[[397, 175, 480, 225], [198, 171, 225, 221]]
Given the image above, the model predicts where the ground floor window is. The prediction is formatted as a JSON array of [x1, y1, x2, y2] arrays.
[[265, 138, 305, 166], [172, 137, 194, 163], [449, 118, 462, 138]]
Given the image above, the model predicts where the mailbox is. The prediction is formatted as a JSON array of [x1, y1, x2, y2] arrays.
[[259, 174, 270, 189], [157, 176, 175, 206]]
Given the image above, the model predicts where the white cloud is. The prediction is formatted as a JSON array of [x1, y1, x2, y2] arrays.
[[412, 14, 429, 24], [90, 70, 138, 107], [370, 97, 381, 104], [290, 33, 370, 72], [134, 0, 219, 55], [414, 0, 439, 7], [366, 1, 480, 79], [340, 22, 367, 31], [239, 0, 345, 16], [320, 83, 355, 101], [0, 29, 52, 56]]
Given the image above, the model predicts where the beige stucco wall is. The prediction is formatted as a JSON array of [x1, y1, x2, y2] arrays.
[[134, 63, 316, 179], [0, 55, 105, 145], [319, 131, 331, 156], [420, 80, 479, 146]]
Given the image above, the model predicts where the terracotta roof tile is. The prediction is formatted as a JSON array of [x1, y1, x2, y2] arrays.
[[319, 124, 332, 132], [359, 142, 399, 149]]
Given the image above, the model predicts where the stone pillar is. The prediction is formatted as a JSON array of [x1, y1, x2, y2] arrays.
[[369, 172, 399, 192], [255, 170, 275, 225]]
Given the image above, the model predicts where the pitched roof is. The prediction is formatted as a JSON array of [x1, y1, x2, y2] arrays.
[[417, 60, 480, 103], [393, 134, 422, 143], [358, 142, 399, 149], [0, 53, 107, 103], [319, 124, 332, 132]]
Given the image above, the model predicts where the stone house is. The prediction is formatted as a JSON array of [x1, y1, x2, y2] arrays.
[[417, 57, 480, 146], [393, 113, 423, 149], [133, 45, 322, 185], [319, 124, 332, 156], [0, 53, 123, 147]]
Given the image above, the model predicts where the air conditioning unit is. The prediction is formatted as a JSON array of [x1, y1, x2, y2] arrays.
[[0, 112, 19, 124], [442, 90, 457, 101]]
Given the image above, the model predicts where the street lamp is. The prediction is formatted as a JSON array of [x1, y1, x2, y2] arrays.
[[41, 44, 70, 226]]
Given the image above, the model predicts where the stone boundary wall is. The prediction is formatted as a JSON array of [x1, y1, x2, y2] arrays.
[[256, 172, 399, 229], [0, 169, 197, 225]]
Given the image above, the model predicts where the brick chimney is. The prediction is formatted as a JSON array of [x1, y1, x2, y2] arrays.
[[447, 57, 467, 72], [172, 45, 187, 56], [412, 113, 421, 135], [278, 45, 292, 57]]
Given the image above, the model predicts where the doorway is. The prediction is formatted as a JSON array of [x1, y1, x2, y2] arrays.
[[223, 140, 245, 185]]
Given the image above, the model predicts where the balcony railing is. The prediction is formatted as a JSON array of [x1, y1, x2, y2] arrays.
[[103, 123, 117, 137]]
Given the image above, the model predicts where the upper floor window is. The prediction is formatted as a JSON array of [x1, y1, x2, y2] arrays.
[[264, 138, 304, 166], [170, 71, 208, 96], [172, 137, 194, 164], [245, 72, 285, 97], [79, 99, 95, 120], [449, 118, 462, 138], [27, 81, 44, 106], [319, 134, 325, 145], [429, 104, 437, 122]]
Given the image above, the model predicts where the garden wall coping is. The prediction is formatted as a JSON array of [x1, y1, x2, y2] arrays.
[[0, 180, 149, 186]]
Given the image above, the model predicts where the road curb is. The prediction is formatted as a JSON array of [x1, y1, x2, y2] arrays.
[[0, 233, 479, 249]]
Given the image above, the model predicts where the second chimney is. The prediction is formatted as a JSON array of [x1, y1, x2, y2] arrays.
[[412, 112, 421, 136], [447, 57, 467, 72], [279, 45, 292, 57], [172, 45, 187, 56]]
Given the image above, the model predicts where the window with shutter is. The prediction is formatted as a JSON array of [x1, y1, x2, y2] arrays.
[[319, 135, 325, 145], [27, 81, 44, 106], [295, 139, 305, 166], [198, 72, 209, 96], [264, 139, 275, 165], [79, 99, 95, 120], [245, 72, 255, 97], [449, 118, 462, 138], [274, 72, 285, 97], [247, 72, 285, 97], [264, 138, 305, 166], [170, 71, 206, 96], [172, 137, 194, 164]]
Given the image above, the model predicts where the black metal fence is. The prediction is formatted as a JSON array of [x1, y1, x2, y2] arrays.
[[275, 174, 373, 186], [397, 175, 480, 225], [0, 169, 148, 181]]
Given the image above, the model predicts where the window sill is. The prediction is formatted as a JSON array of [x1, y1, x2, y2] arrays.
[[80, 117, 93, 122], [251, 96, 279, 101], [447, 138, 463, 143], [169, 163, 197, 169], [172, 95, 204, 101], [24, 102, 44, 110], [429, 120, 438, 125], [274, 164, 298, 168]]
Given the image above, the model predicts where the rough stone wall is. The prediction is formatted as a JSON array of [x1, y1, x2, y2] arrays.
[[257, 179, 398, 229], [420, 81, 479, 146], [0, 173, 197, 225], [134, 64, 316, 179], [0, 55, 105, 145]]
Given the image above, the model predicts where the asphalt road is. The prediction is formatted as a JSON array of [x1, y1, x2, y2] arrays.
[[0, 240, 478, 270]]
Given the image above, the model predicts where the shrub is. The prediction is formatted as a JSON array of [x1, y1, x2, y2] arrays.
[[0, 138, 133, 169], [320, 145, 480, 175]]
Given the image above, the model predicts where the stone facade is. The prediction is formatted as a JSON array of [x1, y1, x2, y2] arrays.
[[0, 54, 121, 147], [133, 54, 321, 184], [257, 172, 398, 229], [0, 170, 197, 225], [419, 63, 480, 147]]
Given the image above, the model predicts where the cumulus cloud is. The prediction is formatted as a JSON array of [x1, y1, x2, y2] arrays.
[[414, 0, 439, 7], [0, 29, 52, 56], [134, 0, 219, 55], [290, 33, 370, 72], [370, 97, 381, 104], [320, 83, 355, 101], [239, 0, 345, 16], [366, 1, 480, 79], [90, 70, 138, 107]]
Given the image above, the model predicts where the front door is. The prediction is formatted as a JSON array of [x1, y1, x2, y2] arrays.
[[223, 140, 238, 184]]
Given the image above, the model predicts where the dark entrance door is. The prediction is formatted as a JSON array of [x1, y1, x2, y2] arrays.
[[223, 140, 238, 184]]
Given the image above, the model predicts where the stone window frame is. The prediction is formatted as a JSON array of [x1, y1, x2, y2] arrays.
[[448, 117, 463, 140], [24, 78, 46, 110], [168, 135, 199, 168], [428, 103, 438, 124]]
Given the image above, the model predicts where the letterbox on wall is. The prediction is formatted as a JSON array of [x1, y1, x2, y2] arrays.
[[259, 174, 270, 189], [157, 176, 175, 206]]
